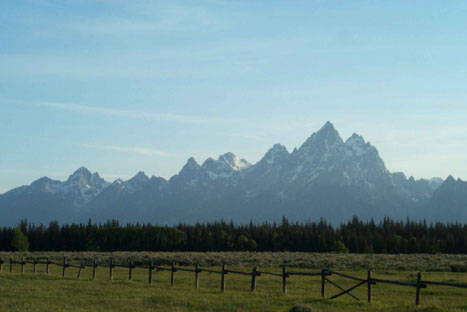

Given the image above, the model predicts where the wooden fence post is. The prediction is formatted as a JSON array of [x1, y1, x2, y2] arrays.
[[109, 258, 114, 281], [129, 258, 133, 281], [33, 258, 37, 274], [415, 272, 422, 306], [10, 258, 13, 273], [46, 258, 49, 275], [282, 267, 288, 295], [148, 260, 153, 284], [21, 257, 25, 273], [321, 269, 326, 298], [195, 263, 199, 289], [221, 264, 226, 292], [78, 260, 84, 279], [251, 266, 258, 291], [367, 270, 372, 303], [62, 256, 67, 278], [92, 258, 97, 279], [171, 263, 175, 286]]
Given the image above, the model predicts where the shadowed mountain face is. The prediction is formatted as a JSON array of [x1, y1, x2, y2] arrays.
[[0, 122, 458, 226]]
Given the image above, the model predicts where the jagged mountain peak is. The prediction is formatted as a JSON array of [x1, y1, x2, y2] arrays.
[[269, 143, 288, 152], [31, 176, 57, 185], [218, 152, 250, 171], [299, 122, 344, 153], [2, 122, 467, 226], [109, 178, 124, 187], [130, 171, 149, 181], [345, 133, 366, 146], [441, 176, 465, 185], [347, 133, 364, 142], [219, 152, 235, 161], [316, 121, 339, 135], [392, 172, 407, 182], [30, 176, 61, 192], [345, 133, 377, 157], [66, 166, 107, 190], [321, 121, 336, 132], [182, 157, 201, 171], [201, 157, 216, 166], [125, 171, 150, 188], [445, 175, 456, 183], [68, 166, 91, 179], [109, 171, 150, 194], [432, 176, 467, 202], [75, 166, 90, 172], [173, 157, 203, 184], [199, 153, 251, 180], [315, 121, 341, 139], [261, 144, 289, 165]]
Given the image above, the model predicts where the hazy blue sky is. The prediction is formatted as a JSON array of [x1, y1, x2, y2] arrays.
[[1, 0, 467, 193]]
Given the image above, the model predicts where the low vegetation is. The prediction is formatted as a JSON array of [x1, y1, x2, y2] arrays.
[[0, 257, 466, 312], [1, 251, 466, 272]]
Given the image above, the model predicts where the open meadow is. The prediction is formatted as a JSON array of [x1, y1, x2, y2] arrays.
[[1, 251, 467, 271], [0, 252, 467, 312]]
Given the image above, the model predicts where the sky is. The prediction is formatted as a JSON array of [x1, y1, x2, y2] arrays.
[[1, 0, 467, 193]]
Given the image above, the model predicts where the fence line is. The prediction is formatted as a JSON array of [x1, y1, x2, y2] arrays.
[[0, 256, 466, 306]]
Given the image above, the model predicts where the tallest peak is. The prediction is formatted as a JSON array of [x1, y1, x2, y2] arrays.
[[318, 121, 336, 133], [313, 121, 340, 138], [299, 121, 343, 151]]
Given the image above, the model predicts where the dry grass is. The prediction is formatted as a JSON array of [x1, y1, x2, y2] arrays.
[[1, 252, 466, 272], [0, 259, 466, 312]]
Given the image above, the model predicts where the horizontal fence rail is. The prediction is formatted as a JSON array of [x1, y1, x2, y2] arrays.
[[0, 256, 466, 306]]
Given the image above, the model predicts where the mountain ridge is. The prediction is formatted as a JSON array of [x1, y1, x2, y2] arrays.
[[1, 121, 461, 226]]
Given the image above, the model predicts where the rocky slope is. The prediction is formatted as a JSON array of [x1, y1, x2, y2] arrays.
[[1, 122, 456, 226]]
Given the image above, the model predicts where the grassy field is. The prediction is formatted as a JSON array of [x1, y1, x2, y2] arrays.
[[1, 252, 467, 271], [0, 253, 466, 312]]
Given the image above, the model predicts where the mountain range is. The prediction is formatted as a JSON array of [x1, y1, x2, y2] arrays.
[[1, 122, 465, 226]]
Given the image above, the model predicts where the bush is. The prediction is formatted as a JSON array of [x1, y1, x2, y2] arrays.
[[289, 304, 312, 312], [11, 226, 29, 251], [332, 241, 349, 253], [450, 264, 467, 272]]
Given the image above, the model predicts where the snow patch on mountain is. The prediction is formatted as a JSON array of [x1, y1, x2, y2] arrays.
[[345, 134, 374, 157], [218, 152, 251, 171], [1, 121, 458, 226], [201, 153, 251, 180], [22, 167, 111, 208]]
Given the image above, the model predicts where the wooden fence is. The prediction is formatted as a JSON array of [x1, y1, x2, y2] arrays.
[[1, 256, 466, 306]]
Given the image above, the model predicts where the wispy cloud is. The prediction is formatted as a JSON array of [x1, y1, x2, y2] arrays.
[[83, 144, 177, 157], [1, 98, 229, 126], [37, 101, 228, 125], [68, 4, 222, 35]]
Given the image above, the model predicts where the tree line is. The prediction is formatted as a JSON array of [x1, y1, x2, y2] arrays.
[[0, 217, 466, 254]]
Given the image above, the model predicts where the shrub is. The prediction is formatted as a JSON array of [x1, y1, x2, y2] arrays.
[[450, 264, 467, 272], [11, 226, 29, 252], [332, 241, 349, 253], [289, 304, 312, 312]]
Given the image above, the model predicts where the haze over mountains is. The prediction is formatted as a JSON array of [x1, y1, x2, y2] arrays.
[[1, 122, 465, 226]]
